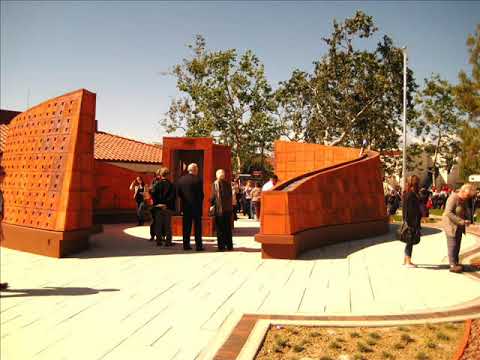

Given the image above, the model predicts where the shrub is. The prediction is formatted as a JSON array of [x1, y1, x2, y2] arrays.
[[382, 351, 395, 359], [353, 355, 366, 360], [426, 340, 436, 349], [336, 337, 346, 343], [350, 331, 361, 338], [367, 339, 377, 346], [401, 334, 414, 343], [397, 326, 409, 332], [357, 342, 373, 353], [292, 344, 304, 353], [275, 336, 288, 347], [369, 332, 381, 340], [393, 342, 404, 350], [310, 331, 321, 337], [416, 352, 429, 360], [319, 357, 334, 360], [436, 332, 450, 341], [329, 341, 342, 350], [425, 323, 436, 330], [291, 328, 299, 335], [273, 344, 283, 353]]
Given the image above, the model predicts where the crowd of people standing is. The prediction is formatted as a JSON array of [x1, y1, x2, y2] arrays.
[[129, 166, 279, 252]]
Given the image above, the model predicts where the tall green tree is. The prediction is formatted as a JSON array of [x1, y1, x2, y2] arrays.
[[454, 24, 480, 181], [161, 35, 281, 172], [412, 75, 464, 185], [455, 24, 480, 123], [275, 11, 417, 159], [459, 123, 480, 180]]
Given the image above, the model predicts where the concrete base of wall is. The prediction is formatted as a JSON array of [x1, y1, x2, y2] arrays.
[[0, 222, 91, 258], [255, 218, 389, 259]]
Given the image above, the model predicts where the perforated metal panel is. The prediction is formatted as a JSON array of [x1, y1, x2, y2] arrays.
[[0, 89, 96, 232]]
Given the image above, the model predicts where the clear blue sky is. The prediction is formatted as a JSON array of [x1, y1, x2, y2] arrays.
[[1, 1, 478, 143]]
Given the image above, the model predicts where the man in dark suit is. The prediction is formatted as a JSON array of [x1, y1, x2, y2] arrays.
[[210, 169, 233, 251], [176, 163, 204, 251]]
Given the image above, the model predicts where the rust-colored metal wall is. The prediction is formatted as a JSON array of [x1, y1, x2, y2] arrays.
[[274, 140, 360, 182], [0, 89, 96, 257], [161, 137, 231, 237], [256, 142, 388, 259], [94, 161, 155, 210]]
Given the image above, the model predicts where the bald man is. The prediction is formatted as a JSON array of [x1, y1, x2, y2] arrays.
[[442, 183, 476, 273], [176, 163, 204, 251]]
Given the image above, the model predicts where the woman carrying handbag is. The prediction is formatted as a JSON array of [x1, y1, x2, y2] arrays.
[[400, 175, 422, 268]]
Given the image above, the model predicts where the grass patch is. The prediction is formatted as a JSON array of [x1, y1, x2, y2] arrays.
[[256, 322, 464, 360]]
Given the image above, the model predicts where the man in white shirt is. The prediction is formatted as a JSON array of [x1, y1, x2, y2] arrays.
[[262, 175, 279, 191]]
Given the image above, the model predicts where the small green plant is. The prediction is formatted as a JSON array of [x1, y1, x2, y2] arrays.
[[350, 331, 361, 338], [397, 326, 409, 332], [436, 332, 450, 341], [382, 351, 395, 359], [393, 342, 404, 350], [336, 337, 346, 343], [353, 355, 366, 360], [357, 342, 373, 353], [273, 344, 283, 353], [426, 340, 437, 349], [292, 344, 304, 353], [275, 336, 288, 347], [415, 352, 429, 360], [367, 339, 377, 346], [329, 341, 342, 350], [369, 332, 381, 340], [401, 333, 414, 343], [310, 331, 321, 337]]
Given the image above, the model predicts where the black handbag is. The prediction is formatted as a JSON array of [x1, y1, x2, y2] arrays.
[[397, 193, 421, 245], [397, 222, 421, 245]]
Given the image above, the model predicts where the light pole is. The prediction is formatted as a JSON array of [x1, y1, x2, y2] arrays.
[[401, 47, 407, 192]]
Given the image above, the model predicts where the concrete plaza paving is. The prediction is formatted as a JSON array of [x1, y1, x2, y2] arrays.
[[1, 219, 479, 360]]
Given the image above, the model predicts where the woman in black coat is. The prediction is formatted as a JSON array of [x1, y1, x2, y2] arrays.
[[402, 175, 422, 267]]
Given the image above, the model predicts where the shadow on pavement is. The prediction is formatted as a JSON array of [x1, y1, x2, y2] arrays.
[[0, 287, 119, 298], [416, 264, 479, 273], [300, 224, 443, 261], [70, 222, 260, 259]]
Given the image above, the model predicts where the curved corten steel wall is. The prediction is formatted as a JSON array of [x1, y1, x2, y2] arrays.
[[255, 148, 388, 259], [0, 89, 96, 257]]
